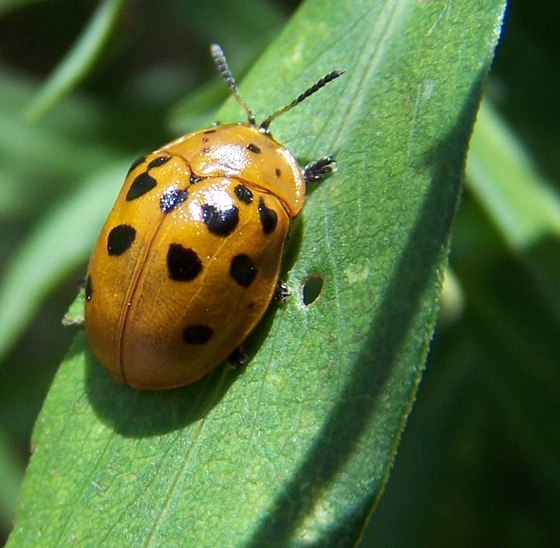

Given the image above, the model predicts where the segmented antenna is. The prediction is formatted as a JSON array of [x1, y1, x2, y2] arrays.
[[211, 43, 344, 131], [211, 44, 255, 125], [260, 69, 345, 131]]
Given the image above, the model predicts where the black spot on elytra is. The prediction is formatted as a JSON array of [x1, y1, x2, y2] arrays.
[[202, 203, 239, 236], [126, 172, 157, 201], [167, 244, 203, 281], [234, 184, 253, 205], [258, 198, 278, 234], [107, 225, 136, 256], [147, 155, 171, 169], [203, 129, 217, 134], [247, 143, 261, 154], [85, 275, 93, 301], [275, 168, 282, 177], [230, 254, 258, 287], [183, 325, 213, 345], [160, 187, 188, 214]]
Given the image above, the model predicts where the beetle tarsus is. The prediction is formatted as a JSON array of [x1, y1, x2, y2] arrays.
[[274, 281, 290, 303], [304, 156, 336, 184], [228, 347, 248, 369]]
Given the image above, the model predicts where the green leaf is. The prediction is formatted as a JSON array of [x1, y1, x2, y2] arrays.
[[25, 0, 125, 120], [62, 288, 86, 327], [466, 99, 560, 322], [8, 0, 506, 545], [0, 69, 119, 216]]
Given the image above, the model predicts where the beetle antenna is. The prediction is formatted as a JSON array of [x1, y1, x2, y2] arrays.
[[211, 44, 256, 125], [260, 69, 344, 131]]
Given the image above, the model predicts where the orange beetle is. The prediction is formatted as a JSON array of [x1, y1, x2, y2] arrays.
[[84, 45, 343, 389]]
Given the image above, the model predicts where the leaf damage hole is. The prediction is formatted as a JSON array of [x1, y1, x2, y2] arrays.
[[302, 274, 324, 306]]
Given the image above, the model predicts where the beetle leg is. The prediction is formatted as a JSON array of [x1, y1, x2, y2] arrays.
[[274, 281, 290, 303], [228, 347, 248, 369], [303, 156, 336, 184]]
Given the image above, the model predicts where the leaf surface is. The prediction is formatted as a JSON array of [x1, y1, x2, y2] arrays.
[[8, 0, 506, 545]]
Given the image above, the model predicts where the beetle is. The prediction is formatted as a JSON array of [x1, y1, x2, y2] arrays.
[[84, 44, 343, 389]]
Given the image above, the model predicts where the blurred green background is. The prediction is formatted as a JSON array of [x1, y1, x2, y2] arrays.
[[0, 0, 559, 545]]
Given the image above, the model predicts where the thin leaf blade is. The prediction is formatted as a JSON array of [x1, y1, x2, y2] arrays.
[[25, 0, 125, 120], [9, 0, 506, 545]]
